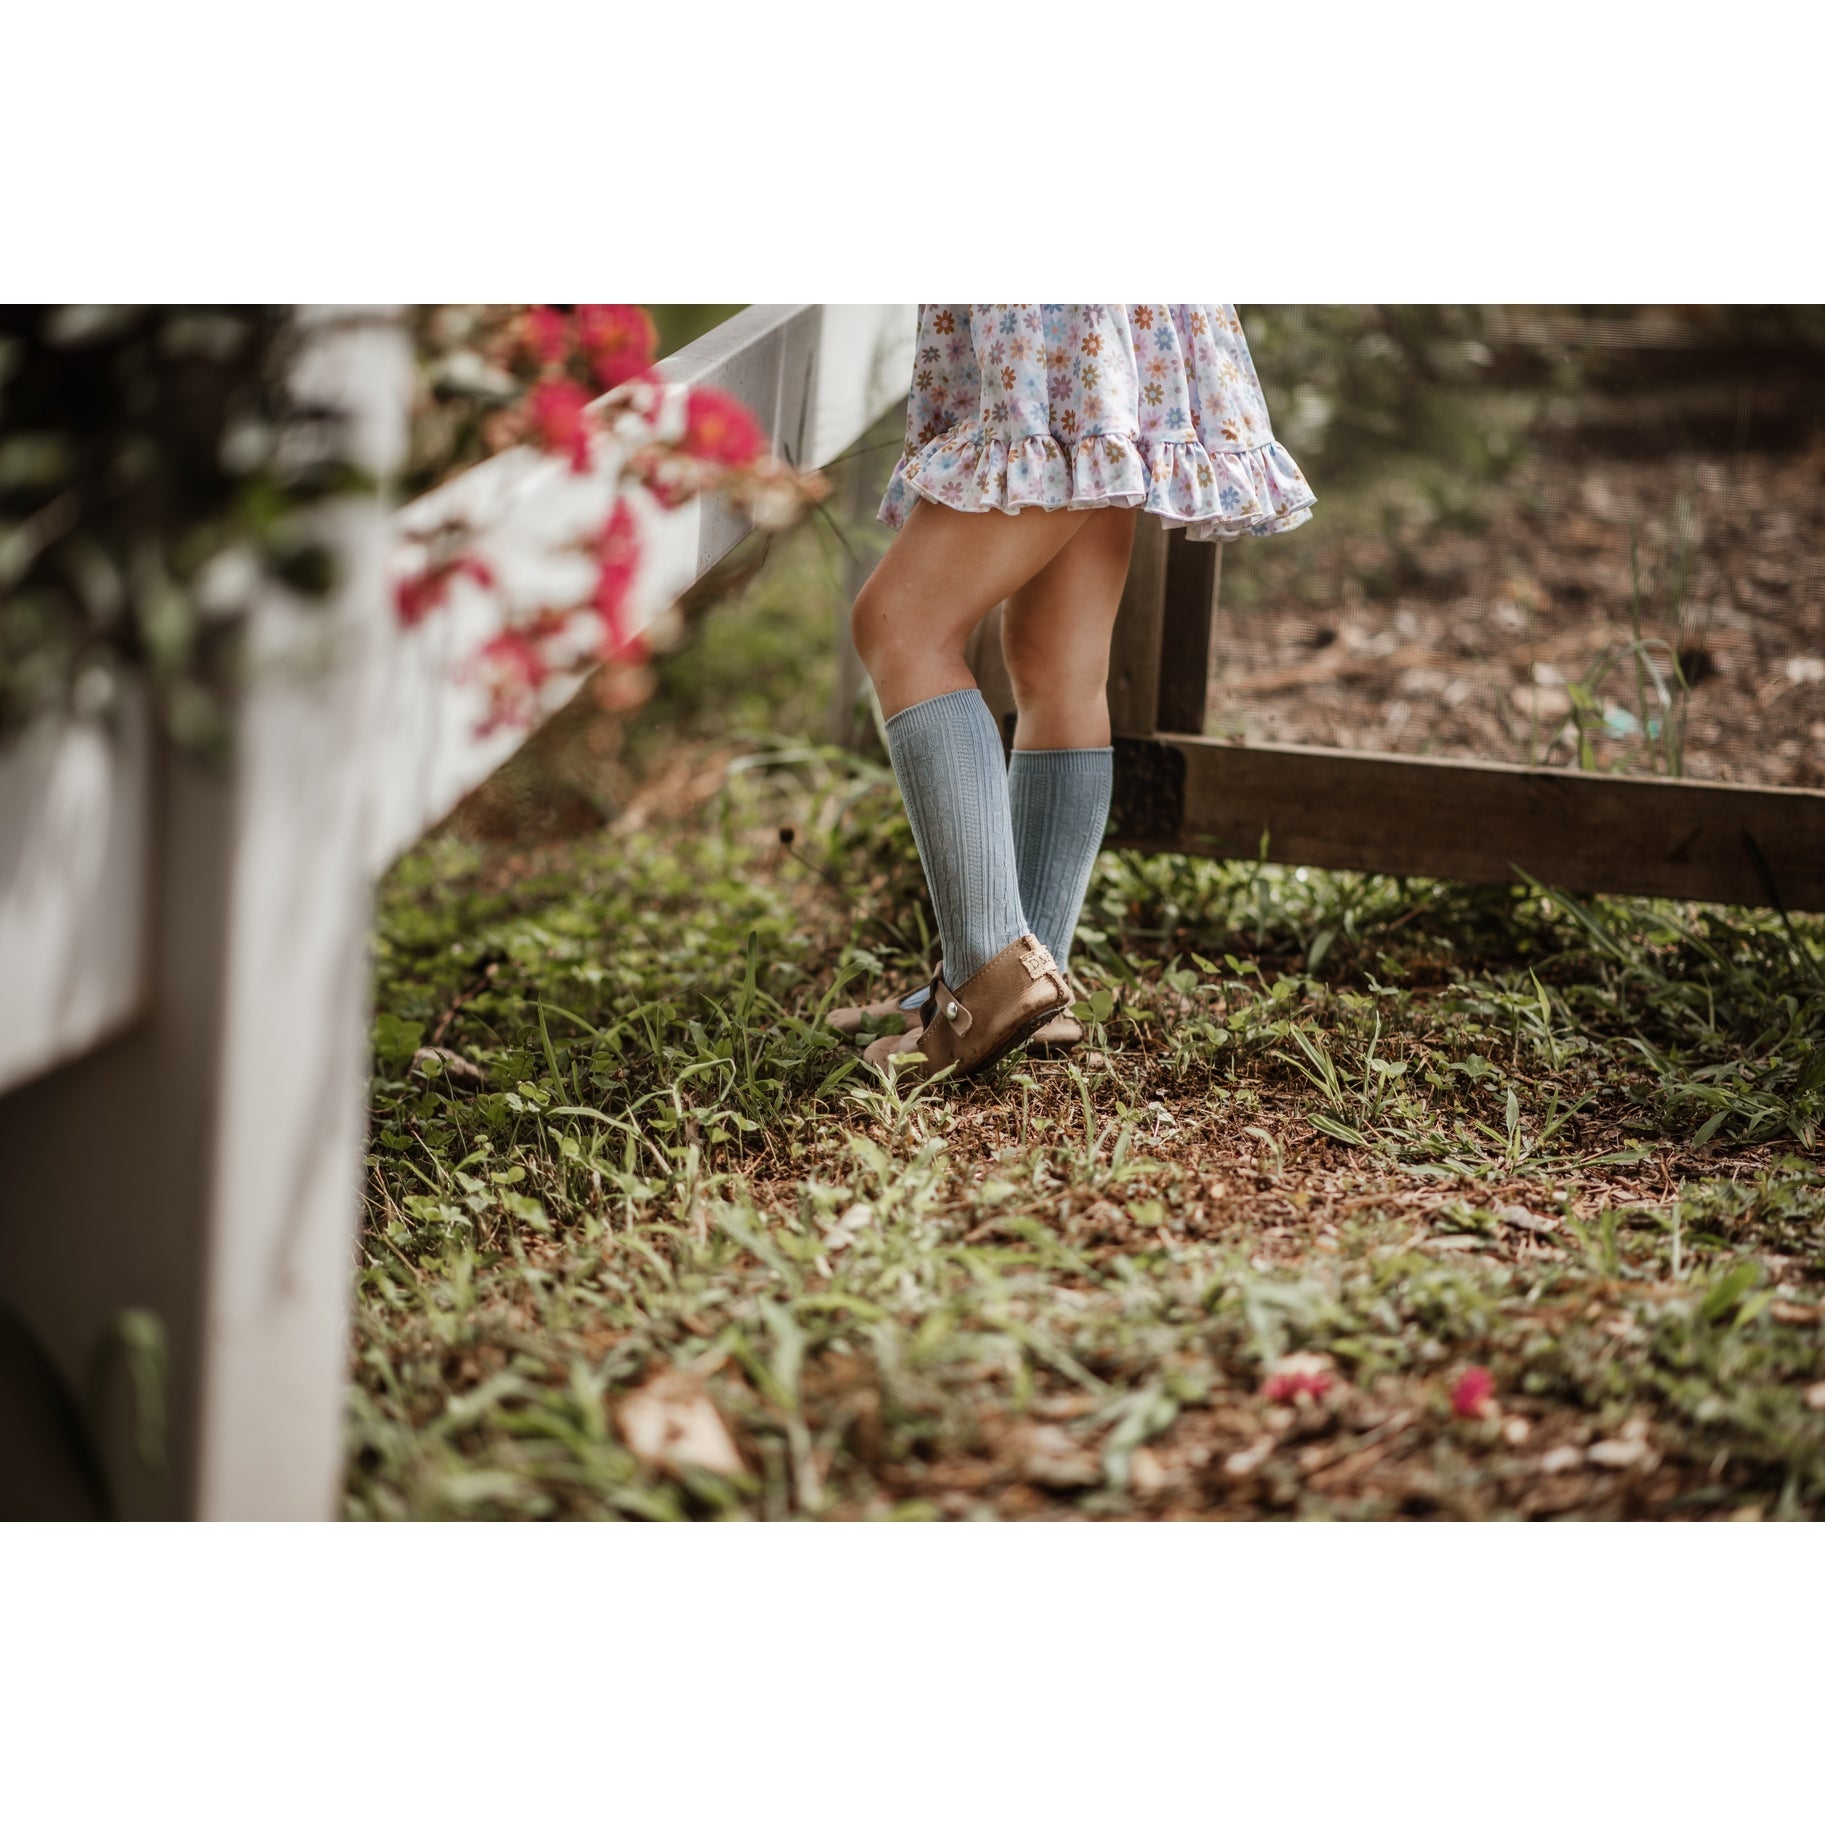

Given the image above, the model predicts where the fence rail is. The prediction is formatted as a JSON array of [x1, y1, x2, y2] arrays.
[[366, 304, 914, 877], [969, 523, 1825, 915]]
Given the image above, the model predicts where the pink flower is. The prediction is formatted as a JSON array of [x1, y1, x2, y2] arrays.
[[393, 552, 495, 627], [593, 497, 642, 655], [678, 385, 766, 467], [478, 626, 549, 690], [1261, 1351, 1335, 1404], [394, 571, 444, 627], [1451, 1367, 1496, 1419], [473, 625, 555, 735], [1263, 1371, 1330, 1403], [520, 306, 571, 368], [576, 304, 658, 391], [529, 379, 593, 472]]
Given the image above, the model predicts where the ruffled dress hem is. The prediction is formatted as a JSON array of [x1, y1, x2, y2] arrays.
[[879, 429, 1315, 544]]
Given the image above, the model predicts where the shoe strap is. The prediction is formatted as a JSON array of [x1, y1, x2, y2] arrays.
[[924, 974, 972, 1037]]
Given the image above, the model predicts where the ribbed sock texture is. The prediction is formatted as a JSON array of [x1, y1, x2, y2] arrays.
[[1007, 746, 1113, 973], [884, 688, 1029, 987]]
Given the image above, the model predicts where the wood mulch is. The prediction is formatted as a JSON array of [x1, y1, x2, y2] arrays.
[[1215, 439, 1825, 791]]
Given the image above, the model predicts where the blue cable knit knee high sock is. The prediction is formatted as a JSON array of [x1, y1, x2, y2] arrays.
[[883, 688, 1030, 988], [1006, 746, 1113, 975]]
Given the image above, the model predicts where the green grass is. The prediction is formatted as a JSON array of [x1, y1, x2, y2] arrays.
[[349, 497, 1825, 1521]]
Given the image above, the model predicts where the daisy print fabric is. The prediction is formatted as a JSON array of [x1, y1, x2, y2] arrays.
[[878, 305, 1315, 543]]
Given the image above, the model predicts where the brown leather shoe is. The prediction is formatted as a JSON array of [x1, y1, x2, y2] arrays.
[[829, 985, 1082, 1053], [863, 935, 1069, 1081]]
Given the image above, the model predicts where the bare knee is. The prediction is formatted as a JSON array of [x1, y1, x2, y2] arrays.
[[850, 570, 979, 719], [850, 571, 912, 685]]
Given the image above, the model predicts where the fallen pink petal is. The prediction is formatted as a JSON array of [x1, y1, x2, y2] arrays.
[[1262, 1352, 1336, 1403], [1452, 1368, 1497, 1419]]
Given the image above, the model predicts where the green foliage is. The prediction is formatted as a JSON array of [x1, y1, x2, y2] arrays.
[[0, 306, 359, 756], [1239, 304, 1539, 494], [646, 305, 745, 361]]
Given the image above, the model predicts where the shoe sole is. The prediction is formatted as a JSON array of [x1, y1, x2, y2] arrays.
[[869, 999, 1066, 1084], [864, 1019, 1080, 1061], [951, 997, 1072, 1081]]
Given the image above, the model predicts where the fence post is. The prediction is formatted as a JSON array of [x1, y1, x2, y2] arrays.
[[829, 450, 874, 749], [0, 307, 410, 1519], [1156, 536, 1222, 737]]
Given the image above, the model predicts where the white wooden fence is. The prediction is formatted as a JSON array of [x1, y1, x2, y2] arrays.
[[0, 304, 916, 1519]]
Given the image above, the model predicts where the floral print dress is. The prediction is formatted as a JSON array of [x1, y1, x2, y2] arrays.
[[879, 304, 1314, 542]]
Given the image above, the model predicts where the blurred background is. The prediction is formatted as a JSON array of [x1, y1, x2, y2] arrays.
[[426, 303, 1825, 846]]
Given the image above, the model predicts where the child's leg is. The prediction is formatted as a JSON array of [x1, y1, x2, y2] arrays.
[[850, 499, 1087, 987], [1000, 506, 1138, 971], [852, 497, 1087, 720]]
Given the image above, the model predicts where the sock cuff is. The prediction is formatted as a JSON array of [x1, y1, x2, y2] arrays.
[[1008, 745, 1114, 772], [884, 687, 990, 741]]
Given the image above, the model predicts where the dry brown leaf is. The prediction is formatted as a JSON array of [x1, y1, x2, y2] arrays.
[[1769, 1301, 1820, 1326], [410, 1046, 488, 1091], [1498, 1204, 1561, 1237], [1224, 1434, 1277, 1477], [618, 1371, 745, 1478], [1511, 682, 1574, 720]]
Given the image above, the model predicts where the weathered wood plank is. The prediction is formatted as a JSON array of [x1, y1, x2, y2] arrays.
[[1, 754, 239, 1517], [1155, 536, 1221, 736], [830, 431, 888, 748], [770, 304, 828, 472], [657, 304, 812, 590], [802, 304, 918, 471], [1109, 735, 1825, 910], [0, 689, 151, 1097], [191, 308, 411, 1519], [964, 525, 1218, 750]]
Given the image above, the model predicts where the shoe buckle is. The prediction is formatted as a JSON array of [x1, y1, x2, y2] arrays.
[[931, 978, 971, 1036]]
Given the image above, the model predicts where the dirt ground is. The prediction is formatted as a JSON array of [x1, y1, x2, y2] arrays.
[[1214, 428, 1825, 791]]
